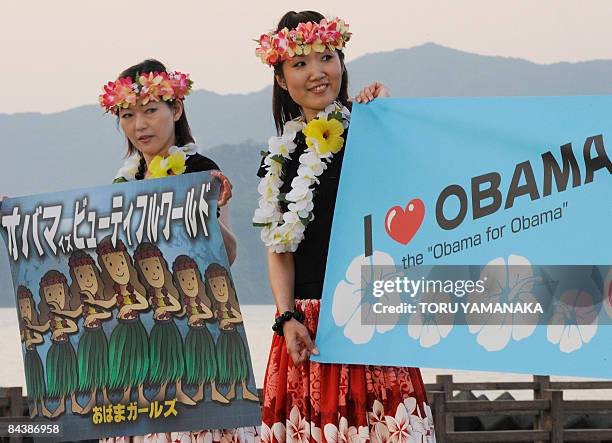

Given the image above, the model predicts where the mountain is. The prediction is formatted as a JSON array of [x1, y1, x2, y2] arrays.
[[2, 42, 612, 306]]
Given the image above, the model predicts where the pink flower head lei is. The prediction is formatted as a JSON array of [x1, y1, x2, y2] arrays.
[[255, 17, 351, 66], [99, 70, 193, 114]]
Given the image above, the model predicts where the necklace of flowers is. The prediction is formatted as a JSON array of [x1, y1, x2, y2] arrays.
[[113, 143, 199, 182], [253, 102, 350, 253]]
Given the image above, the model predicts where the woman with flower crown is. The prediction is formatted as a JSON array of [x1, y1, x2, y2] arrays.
[[99, 59, 256, 443], [253, 11, 436, 443]]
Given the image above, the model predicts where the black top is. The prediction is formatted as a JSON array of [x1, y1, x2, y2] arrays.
[[257, 130, 347, 299], [185, 153, 219, 174], [185, 154, 221, 218]]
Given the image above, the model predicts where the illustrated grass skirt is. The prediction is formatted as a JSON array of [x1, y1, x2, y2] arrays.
[[24, 349, 45, 401], [261, 299, 436, 443], [46, 340, 78, 398], [149, 319, 185, 385], [78, 326, 109, 391], [185, 325, 217, 386], [216, 328, 249, 385], [108, 319, 149, 390]]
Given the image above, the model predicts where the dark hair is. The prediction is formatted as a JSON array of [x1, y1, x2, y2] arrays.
[[272, 11, 351, 134], [118, 59, 195, 179]]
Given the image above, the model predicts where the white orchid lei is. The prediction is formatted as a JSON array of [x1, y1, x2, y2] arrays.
[[113, 143, 200, 182], [253, 102, 350, 253]]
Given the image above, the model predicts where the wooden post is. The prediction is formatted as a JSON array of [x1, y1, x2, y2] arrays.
[[8, 387, 23, 418], [534, 375, 551, 443], [436, 375, 454, 435], [432, 391, 447, 443], [550, 390, 563, 443]]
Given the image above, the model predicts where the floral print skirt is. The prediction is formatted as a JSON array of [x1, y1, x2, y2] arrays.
[[261, 299, 435, 443]]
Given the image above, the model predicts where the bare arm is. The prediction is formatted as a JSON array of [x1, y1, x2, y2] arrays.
[[82, 292, 116, 309], [267, 249, 318, 365], [219, 206, 237, 265]]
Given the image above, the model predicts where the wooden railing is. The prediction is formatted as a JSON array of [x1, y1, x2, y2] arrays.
[[428, 375, 612, 443], [0, 376, 611, 442]]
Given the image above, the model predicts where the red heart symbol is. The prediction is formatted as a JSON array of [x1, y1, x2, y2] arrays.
[[385, 199, 425, 245]]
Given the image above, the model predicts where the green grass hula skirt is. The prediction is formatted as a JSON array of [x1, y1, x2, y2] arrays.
[[108, 319, 149, 390], [77, 327, 109, 391], [216, 329, 249, 385], [149, 319, 185, 385], [184, 325, 216, 386], [46, 340, 78, 398], [24, 349, 45, 401]]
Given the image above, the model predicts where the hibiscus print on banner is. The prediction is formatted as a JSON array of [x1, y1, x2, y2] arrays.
[[332, 251, 399, 344], [407, 290, 454, 348], [468, 255, 541, 351], [547, 289, 598, 353]]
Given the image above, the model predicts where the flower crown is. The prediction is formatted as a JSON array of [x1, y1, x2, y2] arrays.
[[18, 286, 33, 300], [97, 239, 127, 256], [173, 257, 198, 273], [40, 275, 67, 288], [99, 71, 192, 114], [68, 253, 95, 268], [135, 248, 162, 261], [255, 17, 351, 66]]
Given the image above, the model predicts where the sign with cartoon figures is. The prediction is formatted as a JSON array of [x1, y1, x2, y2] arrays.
[[0, 172, 260, 440], [313, 97, 612, 378]]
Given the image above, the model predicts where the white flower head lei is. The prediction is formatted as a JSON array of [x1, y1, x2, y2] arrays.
[[253, 102, 350, 252], [113, 143, 200, 182]]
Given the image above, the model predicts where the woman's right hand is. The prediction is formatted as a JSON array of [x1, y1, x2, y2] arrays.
[[282, 318, 319, 366]]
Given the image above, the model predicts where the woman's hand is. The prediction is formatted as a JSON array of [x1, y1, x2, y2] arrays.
[[211, 171, 233, 207], [352, 82, 391, 104], [282, 318, 319, 366]]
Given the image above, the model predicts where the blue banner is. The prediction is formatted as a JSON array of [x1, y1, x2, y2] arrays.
[[313, 97, 612, 378]]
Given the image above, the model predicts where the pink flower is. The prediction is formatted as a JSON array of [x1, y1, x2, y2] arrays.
[[99, 77, 137, 114]]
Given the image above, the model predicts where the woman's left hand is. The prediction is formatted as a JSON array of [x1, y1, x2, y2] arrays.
[[352, 81, 391, 104], [211, 171, 233, 207]]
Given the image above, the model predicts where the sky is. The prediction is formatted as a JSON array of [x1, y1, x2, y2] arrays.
[[3, 0, 612, 114]]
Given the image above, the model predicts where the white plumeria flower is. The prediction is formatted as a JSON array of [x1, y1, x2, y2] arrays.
[[324, 417, 367, 443], [468, 255, 540, 351], [268, 135, 296, 158], [261, 422, 287, 443], [385, 403, 422, 443], [368, 400, 386, 427], [299, 151, 327, 176], [408, 290, 454, 348], [372, 422, 391, 443], [547, 289, 598, 353], [310, 422, 323, 443], [143, 433, 171, 443], [285, 119, 306, 134], [332, 251, 399, 344], [286, 406, 310, 443], [115, 154, 141, 181]]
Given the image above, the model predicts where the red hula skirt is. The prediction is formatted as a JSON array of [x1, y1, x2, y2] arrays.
[[261, 299, 436, 443]]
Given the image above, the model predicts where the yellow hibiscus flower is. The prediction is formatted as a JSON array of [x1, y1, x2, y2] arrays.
[[303, 118, 344, 155], [149, 152, 186, 178]]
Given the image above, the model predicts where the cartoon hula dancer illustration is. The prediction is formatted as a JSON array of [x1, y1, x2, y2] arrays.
[[133, 242, 194, 405], [68, 250, 114, 412], [17, 285, 52, 418], [97, 236, 149, 406], [205, 263, 258, 402], [35, 270, 84, 417], [173, 255, 228, 404]]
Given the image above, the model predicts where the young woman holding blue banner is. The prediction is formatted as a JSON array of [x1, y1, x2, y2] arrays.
[[99, 60, 256, 443], [254, 11, 436, 443]]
